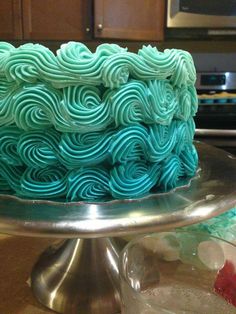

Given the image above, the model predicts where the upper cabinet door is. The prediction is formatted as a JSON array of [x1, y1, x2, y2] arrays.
[[94, 0, 165, 40], [22, 0, 92, 40], [0, 0, 22, 39]]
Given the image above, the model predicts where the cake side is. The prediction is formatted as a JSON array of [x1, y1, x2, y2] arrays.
[[0, 42, 198, 201]]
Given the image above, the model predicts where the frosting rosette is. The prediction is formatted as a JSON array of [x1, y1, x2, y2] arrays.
[[0, 77, 16, 99], [20, 165, 67, 198], [17, 128, 60, 168], [60, 128, 114, 168], [67, 167, 110, 201], [0, 42, 15, 75], [12, 83, 63, 131], [138, 45, 176, 78], [179, 143, 198, 177], [4, 43, 60, 84], [165, 49, 196, 87], [56, 42, 127, 88], [109, 125, 149, 164], [158, 154, 184, 191], [109, 80, 151, 126], [148, 79, 177, 125], [110, 161, 161, 199], [173, 119, 195, 155], [0, 126, 23, 166], [61, 85, 112, 132], [147, 122, 177, 162], [0, 87, 19, 126]]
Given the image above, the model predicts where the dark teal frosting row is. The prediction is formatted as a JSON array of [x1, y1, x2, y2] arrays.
[[0, 119, 195, 169], [0, 143, 198, 200], [0, 120, 198, 200]]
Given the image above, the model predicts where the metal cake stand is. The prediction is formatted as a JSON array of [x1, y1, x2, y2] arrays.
[[0, 142, 235, 314]]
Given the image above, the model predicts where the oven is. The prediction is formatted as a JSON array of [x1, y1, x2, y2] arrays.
[[195, 71, 236, 155]]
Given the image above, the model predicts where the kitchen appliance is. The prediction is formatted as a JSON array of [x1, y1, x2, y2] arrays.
[[195, 71, 236, 155], [167, 0, 236, 38]]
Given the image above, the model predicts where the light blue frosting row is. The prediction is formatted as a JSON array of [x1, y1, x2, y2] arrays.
[[0, 79, 197, 133], [0, 42, 196, 89]]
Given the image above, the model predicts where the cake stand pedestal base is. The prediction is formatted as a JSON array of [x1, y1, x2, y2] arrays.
[[31, 238, 126, 314]]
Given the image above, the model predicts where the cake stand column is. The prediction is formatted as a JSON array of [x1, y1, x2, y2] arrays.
[[31, 237, 126, 314]]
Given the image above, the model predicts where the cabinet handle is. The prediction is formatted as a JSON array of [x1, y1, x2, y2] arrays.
[[86, 28, 90, 33], [97, 24, 103, 31]]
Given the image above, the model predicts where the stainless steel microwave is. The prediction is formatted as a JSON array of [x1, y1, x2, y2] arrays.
[[167, 0, 236, 28]]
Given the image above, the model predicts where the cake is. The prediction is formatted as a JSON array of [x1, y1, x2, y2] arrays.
[[0, 42, 198, 201]]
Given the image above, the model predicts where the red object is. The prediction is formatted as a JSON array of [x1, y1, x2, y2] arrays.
[[214, 260, 236, 307]]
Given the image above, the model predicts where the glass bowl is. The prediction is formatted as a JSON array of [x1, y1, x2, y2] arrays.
[[119, 231, 236, 313]]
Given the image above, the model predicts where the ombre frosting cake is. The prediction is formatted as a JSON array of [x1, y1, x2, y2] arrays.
[[0, 42, 198, 201]]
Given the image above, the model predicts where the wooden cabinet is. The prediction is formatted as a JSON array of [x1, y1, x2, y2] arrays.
[[0, 0, 22, 39], [94, 0, 165, 41], [0, 0, 165, 41], [22, 0, 92, 40]]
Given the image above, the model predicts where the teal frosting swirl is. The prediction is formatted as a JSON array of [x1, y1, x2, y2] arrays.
[[67, 167, 110, 201], [147, 122, 177, 162], [61, 85, 112, 132], [165, 49, 196, 87], [0, 161, 23, 191], [179, 143, 198, 177], [0, 77, 16, 99], [0, 126, 23, 166], [158, 154, 184, 191], [0, 87, 19, 126], [4, 43, 62, 84], [59, 128, 114, 168], [188, 85, 198, 116], [101, 51, 169, 89], [138, 45, 176, 77], [12, 83, 64, 131], [0, 42, 15, 75], [175, 86, 192, 121], [109, 80, 151, 126], [175, 85, 198, 121], [109, 125, 149, 164], [20, 165, 67, 198], [56, 42, 127, 88], [148, 80, 178, 125], [138, 46, 196, 87], [17, 128, 60, 168], [173, 119, 195, 155], [110, 161, 161, 198]]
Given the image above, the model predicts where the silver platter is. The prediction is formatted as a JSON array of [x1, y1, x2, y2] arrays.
[[0, 141, 235, 238]]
